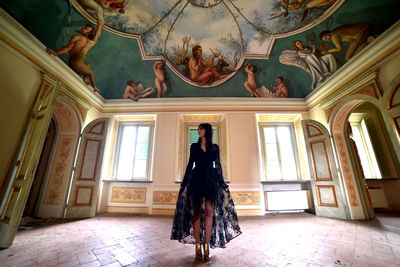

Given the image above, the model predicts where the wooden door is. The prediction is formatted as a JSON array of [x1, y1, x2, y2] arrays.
[[65, 119, 108, 218], [0, 75, 59, 248], [302, 120, 350, 220]]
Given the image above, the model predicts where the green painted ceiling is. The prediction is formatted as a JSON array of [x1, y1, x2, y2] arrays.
[[1, 0, 399, 99]]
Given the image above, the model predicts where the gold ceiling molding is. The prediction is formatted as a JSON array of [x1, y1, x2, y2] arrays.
[[114, 115, 156, 121], [182, 114, 224, 122], [256, 114, 301, 122]]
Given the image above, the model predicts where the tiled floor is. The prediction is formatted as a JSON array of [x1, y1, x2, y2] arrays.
[[1, 213, 400, 267]]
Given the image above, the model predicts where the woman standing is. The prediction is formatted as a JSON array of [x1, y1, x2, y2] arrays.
[[171, 123, 241, 260]]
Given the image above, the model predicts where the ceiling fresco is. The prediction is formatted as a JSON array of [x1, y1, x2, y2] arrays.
[[72, 0, 342, 88], [1, 0, 399, 99]]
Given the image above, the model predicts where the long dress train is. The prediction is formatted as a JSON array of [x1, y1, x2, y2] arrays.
[[171, 143, 241, 248]]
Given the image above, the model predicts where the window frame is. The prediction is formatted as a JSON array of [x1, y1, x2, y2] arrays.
[[113, 121, 155, 181], [350, 119, 382, 179], [258, 122, 301, 181]]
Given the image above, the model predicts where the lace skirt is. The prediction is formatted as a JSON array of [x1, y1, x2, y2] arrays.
[[170, 170, 242, 248]]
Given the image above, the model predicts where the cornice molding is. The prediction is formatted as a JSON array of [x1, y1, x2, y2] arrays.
[[318, 70, 378, 110], [100, 97, 308, 113]]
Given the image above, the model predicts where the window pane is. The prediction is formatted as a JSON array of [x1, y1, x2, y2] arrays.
[[189, 128, 199, 144], [277, 126, 297, 180], [137, 126, 149, 142], [116, 126, 137, 179], [133, 159, 147, 177], [266, 160, 281, 179], [263, 127, 276, 144], [135, 143, 148, 159], [265, 144, 279, 160], [361, 120, 382, 178]]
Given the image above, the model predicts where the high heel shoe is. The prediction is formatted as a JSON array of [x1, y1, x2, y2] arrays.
[[203, 243, 210, 260], [195, 243, 202, 260]]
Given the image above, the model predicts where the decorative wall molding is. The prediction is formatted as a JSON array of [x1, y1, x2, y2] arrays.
[[309, 140, 333, 181], [231, 191, 260, 205], [319, 70, 379, 111], [315, 185, 338, 207], [73, 185, 94, 206], [306, 123, 324, 138], [331, 101, 362, 207], [152, 191, 178, 205], [388, 82, 400, 110], [43, 135, 76, 205], [110, 187, 146, 203]]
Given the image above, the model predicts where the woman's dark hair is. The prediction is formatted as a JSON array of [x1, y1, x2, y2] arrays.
[[197, 123, 215, 151]]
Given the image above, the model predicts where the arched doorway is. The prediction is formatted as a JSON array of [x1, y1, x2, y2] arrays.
[[34, 100, 81, 218], [330, 98, 400, 220]]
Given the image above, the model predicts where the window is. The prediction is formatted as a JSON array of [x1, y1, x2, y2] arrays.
[[114, 122, 154, 180], [259, 124, 299, 180], [350, 119, 382, 179]]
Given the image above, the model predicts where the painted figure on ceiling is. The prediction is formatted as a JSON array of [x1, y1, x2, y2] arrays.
[[270, 77, 289, 98], [95, 0, 126, 14], [76, 0, 122, 21], [174, 36, 191, 77], [46, 20, 104, 93], [319, 23, 374, 62], [244, 64, 261, 97], [281, 0, 337, 22], [281, 0, 336, 10], [122, 80, 155, 101], [153, 61, 168, 98], [280, 40, 337, 89], [189, 45, 226, 85]]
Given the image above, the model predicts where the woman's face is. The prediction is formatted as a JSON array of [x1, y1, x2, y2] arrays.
[[198, 127, 205, 138]]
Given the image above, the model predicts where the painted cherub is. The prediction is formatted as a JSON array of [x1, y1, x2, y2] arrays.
[[153, 61, 167, 98], [244, 64, 261, 97], [123, 80, 154, 101], [270, 77, 289, 98]]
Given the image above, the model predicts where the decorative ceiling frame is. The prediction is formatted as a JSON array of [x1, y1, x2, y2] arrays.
[[70, 0, 345, 87]]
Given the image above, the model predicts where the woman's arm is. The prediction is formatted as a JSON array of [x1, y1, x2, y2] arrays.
[[215, 144, 229, 190], [181, 143, 196, 187]]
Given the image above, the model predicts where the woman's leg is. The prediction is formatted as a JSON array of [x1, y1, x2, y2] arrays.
[[204, 200, 214, 244], [191, 199, 202, 259], [193, 215, 201, 244]]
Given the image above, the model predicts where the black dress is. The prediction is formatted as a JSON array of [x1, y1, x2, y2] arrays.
[[171, 143, 242, 248]]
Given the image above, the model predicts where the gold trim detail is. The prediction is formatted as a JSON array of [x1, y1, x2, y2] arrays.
[[152, 191, 178, 205], [111, 187, 146, 203], [231, 192, 260, 205]]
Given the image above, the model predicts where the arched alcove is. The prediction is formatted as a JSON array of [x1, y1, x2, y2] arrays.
[[35, 100, 81, 218]]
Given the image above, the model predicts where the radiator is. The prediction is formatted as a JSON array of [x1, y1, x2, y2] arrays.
[[264, 190, 312, 211]]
